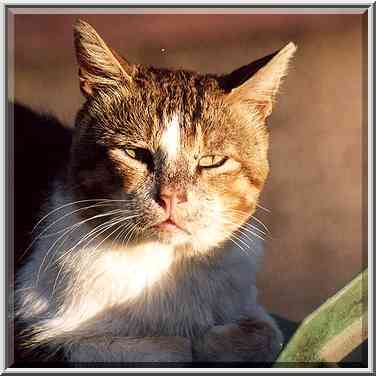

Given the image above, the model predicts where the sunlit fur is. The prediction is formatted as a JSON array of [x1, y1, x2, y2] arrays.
[[161, 114, 181, 159], [15, 20, 296, 363]]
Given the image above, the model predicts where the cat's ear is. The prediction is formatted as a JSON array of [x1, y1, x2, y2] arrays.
[[224, 42, 297, 119], [73, 20, 134, 97]]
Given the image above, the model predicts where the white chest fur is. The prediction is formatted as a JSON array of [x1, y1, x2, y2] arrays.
[[16, 189, 262, 344], [65, 242, 176, 314]]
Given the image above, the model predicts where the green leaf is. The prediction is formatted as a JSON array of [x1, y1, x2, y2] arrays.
[[274, 269, 368, 367]]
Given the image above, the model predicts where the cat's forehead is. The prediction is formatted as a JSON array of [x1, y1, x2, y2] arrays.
[[135, 66, 222, 94], [91, 67, 229, 149], [160, 114, 181, 158], [132, 66, 224, 118]]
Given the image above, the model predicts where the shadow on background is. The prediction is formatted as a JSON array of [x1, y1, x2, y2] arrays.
[[13, 102, 72, 267]]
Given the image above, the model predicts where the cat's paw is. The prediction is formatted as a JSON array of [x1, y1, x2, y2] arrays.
[[192, 319, 283, 363], [67, 335, 192, 364]]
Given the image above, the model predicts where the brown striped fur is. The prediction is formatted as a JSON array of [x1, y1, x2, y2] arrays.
[[15, 20, 296, 364]]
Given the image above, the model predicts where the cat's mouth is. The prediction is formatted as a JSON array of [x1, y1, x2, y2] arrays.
[[153, 218, 191, 235]]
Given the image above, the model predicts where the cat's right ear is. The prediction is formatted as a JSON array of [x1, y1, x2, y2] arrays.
[[73, 20, 134, 97]]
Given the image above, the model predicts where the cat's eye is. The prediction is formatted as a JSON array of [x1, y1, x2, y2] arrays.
[[123, 147, 154, 169], [198, 155, 228, 169], [124, 149, 137, 159]]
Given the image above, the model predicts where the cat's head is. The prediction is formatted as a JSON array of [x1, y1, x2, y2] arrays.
[[69, 20, 296, 253]]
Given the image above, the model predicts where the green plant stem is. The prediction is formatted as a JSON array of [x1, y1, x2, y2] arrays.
[[274, 269, 368, 367]]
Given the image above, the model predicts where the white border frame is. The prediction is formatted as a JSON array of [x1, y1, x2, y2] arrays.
[[1, 1, 373, 374]]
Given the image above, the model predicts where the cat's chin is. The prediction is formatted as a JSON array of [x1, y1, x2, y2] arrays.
[[153, 229, 191, 247], [142, 221, 227, 253]]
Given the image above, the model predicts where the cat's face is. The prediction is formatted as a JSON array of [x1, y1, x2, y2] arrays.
[[70, 20, 296, 253]]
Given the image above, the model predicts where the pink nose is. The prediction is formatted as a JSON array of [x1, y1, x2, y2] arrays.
[[158, 186, 187, 216]]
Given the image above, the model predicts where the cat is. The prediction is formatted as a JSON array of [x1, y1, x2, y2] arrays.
[[14, 20, 296, 365]]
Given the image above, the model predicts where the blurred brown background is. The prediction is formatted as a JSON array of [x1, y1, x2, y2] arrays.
[[9, 10, 366, 322]]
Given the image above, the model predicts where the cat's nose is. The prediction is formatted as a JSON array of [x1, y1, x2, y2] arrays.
[[158, 186, 187, 216]]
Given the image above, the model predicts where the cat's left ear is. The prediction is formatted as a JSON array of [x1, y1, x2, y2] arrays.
[[73, 19, 134, 97], [224, 42, 297, 119]]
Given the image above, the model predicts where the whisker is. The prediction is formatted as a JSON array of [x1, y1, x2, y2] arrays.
[[122, 221, 140, 250], [230, 232, 252, 249], [251, 215, 270, 234], [222, 213, 267, 240], [51, 216, 133, 295], [256, 203, 271, 213], [226, 234, 251, 258], [53, 213, 135, 266], [31, 198, 136, 233], [110, 221, 131, 249], [234, 228, 256, 243], [225, 214, 268, 238], [51, 213, 140, 295], [35, 209, 126, 286], [224, 209, 270, 235], [18, 205, 132, 263], [35, 202, 135, 239], [237, 223, 265, 241], [38, 207, 140, 240], [70, 217, 133, 295]]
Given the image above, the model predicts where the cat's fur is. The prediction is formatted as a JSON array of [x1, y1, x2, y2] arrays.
[[14, 20, 296, 365]]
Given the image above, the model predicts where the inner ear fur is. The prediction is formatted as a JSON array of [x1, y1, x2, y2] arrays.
[[73, 19, 134, 97], [224, 42, 297, 119]]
